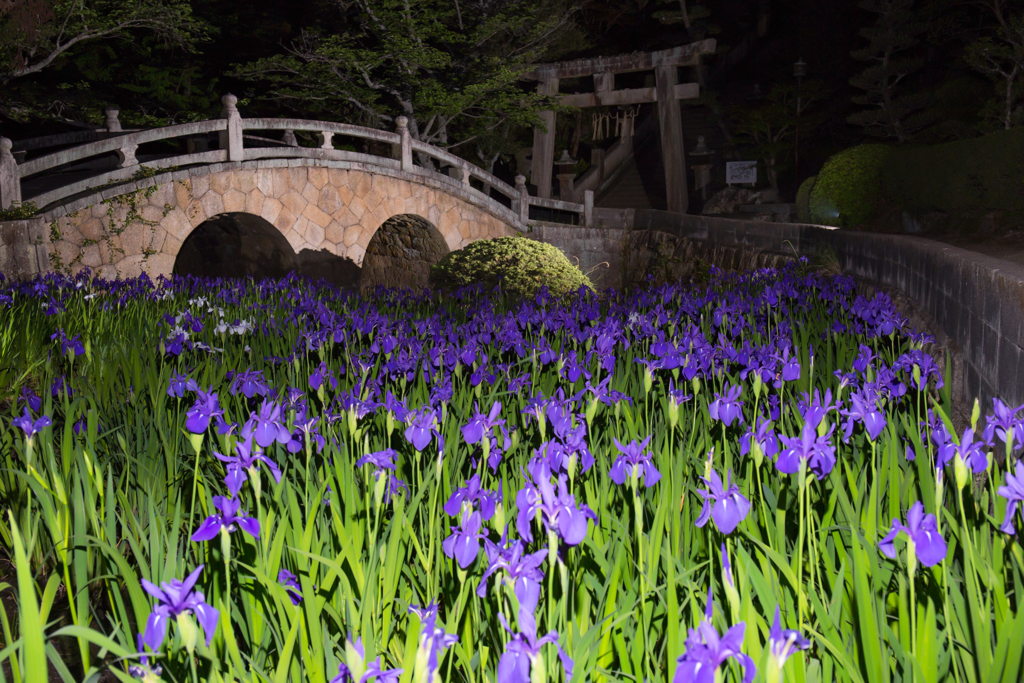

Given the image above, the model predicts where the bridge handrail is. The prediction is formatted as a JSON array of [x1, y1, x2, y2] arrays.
[[409, 139, 517, 200], [240, 118, 402, 146], [18, 119, 228, 178], [1, 95, 595, 229]]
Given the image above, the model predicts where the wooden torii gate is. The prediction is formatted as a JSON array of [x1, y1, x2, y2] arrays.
[[524, 39, 716, 214]]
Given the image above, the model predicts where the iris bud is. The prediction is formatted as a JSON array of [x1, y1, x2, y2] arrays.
[[954, 454, 969, 491], [530, 651, 547, 683], [492, 502, 505, 534], [177, 613, 198, 656], [971, 398, 980, 431]]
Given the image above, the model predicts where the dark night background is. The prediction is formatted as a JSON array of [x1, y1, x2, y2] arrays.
[[1, 0, 1020, 230]]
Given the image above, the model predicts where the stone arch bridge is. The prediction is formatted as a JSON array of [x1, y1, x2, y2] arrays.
[[0, 95, 593, 285]]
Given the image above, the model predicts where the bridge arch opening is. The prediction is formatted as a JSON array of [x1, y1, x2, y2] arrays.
[[173, 212, 298, 280], [361, 214, 450, 290]]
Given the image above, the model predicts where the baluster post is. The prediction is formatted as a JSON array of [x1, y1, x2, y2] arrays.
[[0, 138, 21, 210], [104, 106, 122, 133], [396, 116, 413, 172], [514, 174, 529, 225], [220, 94, 244, 162], [116, 143, 139, 169], [318, 131, 334, 149]]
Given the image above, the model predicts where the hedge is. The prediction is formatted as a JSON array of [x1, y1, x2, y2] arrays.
[[880, 127, 1024, 215]]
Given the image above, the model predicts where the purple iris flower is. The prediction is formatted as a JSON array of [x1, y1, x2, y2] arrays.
[[767, 606, 811, 677], [442, 510, 488, 568], [167, 371, 198, 398], [695, 469, 751, 535], [798, 388, 838, 430], [249, 400, 292, 449], [230, 368, 269, 399], [462, 401, 504, 445], [609, 436, 661, 488], [516, 462, 597, 546], [382, 392, 409, 423], [739, 417, 779, 461], [309, 362, 338, 392], [842, 390, 887, 442], [408, 602, 458, 683], [330, 636, 402, 683], [190, 495, 260, 542], [985, 398, 1024, 450], [12, 408, 51, 437], [140, 565, 219, 652], [278, 569, 303, 605], [287, 406, 326, 454], [997, 461, 1024, 534], [129, 634, 163, 680], [360, 658, 403, 683], [355, 448, 399, 472], [852, 344, 876, 374], [18, 386, 42, 413], [477, 532, 547, 631], [444, 474, 500, 521], [777, 420, 837, 479], [879, 501, 947, 568], [496, 613, 574, 683], [674, 588, 756, 683], [708, 384, 745, 427], [185, 387, 224, 434], [953, 427, 989, 474], [214, 431, 283, 497], [51, 329, 85, 358], [776, 345, 801, 384], [667, 379, 693, 406], [404, 406, 440, 452]]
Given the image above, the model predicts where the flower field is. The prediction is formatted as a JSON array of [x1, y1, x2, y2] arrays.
[[0, 261, 1022, 683]]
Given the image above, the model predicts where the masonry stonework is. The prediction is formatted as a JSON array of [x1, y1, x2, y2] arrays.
[[46, 164, 514, 280]]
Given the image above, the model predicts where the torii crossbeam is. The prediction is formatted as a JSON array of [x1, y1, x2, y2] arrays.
[[524, 39, 716, 213]]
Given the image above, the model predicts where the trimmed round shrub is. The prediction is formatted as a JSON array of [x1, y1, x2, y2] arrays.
[[809, 144, 893, 227], [796, 175, 816, 223], [429, 236, 593, 298]]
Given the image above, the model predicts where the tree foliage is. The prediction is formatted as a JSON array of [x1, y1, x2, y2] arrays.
[[963, 0, 1024, 130], [730, 80, 829, 191], [230, 0, 584, 160], [847, 0, 929, 143], [0, 0, 209, 84]]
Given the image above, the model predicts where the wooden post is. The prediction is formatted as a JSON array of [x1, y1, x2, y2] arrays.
[[531, 75, 559, 199], [220, 94, 244, 162], [0, 138, 21, 210], [655, 66, 688, 214], [396, 116, 413, 172]]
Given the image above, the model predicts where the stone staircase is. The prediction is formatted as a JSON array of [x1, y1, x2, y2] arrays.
[[594, 105, 728, 213]]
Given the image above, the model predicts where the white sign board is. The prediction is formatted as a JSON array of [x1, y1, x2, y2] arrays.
[[726, 161, 757, 185]]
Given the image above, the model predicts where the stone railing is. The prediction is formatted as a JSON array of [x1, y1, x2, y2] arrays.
[[0, 94, 594, 230]]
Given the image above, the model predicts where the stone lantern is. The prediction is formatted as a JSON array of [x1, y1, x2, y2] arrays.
[[689, 135, 714, 202], [555, 149, 576, 202]]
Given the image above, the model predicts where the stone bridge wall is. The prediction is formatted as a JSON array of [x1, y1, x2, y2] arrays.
[[43, 159, 515, 279]]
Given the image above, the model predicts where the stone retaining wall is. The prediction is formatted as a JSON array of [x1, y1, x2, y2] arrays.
[[0, 218, 48, 280], [634, 210, 1024, 412]]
